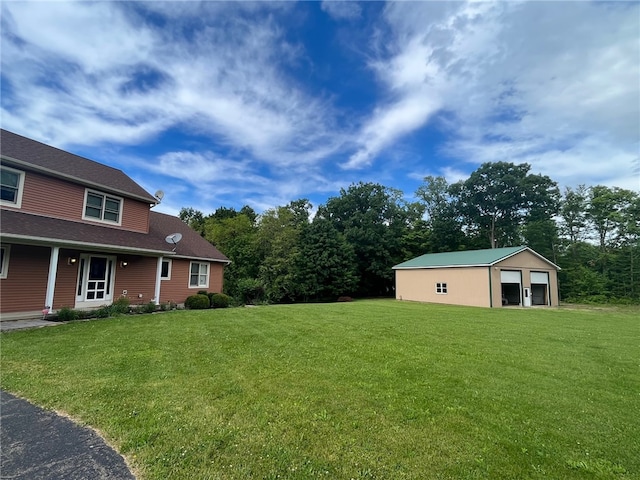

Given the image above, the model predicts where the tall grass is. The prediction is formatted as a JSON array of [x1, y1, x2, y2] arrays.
[[1, 300, 638, 479]]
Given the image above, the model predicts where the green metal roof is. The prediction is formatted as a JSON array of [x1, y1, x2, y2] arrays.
[[393, 246, 537, 269]]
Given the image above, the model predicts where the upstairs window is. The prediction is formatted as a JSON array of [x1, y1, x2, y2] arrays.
[[436, 282, 448, 294], [189, 262, 209, 288], [0, 166, 25, 208], [83, 190, 122, 224]]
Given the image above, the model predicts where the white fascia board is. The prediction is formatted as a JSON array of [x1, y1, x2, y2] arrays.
[[171, 254, 231, 265], [393, 264, 491, 270], [492, 247, 561, 271]]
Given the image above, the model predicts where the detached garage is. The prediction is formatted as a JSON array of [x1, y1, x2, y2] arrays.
[[393, 246, 560, 308]]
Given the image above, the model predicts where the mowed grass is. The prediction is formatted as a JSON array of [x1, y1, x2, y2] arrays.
[[1, 300, 638, 479]]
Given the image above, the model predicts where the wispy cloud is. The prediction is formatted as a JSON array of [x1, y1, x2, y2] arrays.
[[1, 0, 637, 215], [344, 1, 501, 170], [347, 1, 639, 189], [1, 1, 343, 164], [321, 1, 362, 21]]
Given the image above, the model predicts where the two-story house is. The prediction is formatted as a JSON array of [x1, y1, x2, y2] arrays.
[[0, 129, 229, 320]]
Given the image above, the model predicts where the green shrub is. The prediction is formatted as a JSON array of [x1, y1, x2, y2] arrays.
[[210, 293, 231, 308], [96, 298, 135, 318], [185, 294, 211, 310], [56, 307, 79, 322], [130, 305, 143, 314], [111, 297, 131, 314], [95, 305, 112, 318], [76, 309, 93, 320], [142, 301, 157, 313], [197, 290, 209, 296], [236, 278, 265, 305]]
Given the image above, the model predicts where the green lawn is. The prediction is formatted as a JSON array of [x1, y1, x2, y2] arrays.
[[1, 300, 638, 479]]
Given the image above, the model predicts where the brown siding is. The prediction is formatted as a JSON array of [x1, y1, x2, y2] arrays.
[[6, 169, 150, 233], [53, 249, 82, 309], [395, 267, 491, 307], [113, 256, 157, 305], [0, 244, 49, 313], [159, 259, 225, 305], [121, 199, 151, 233]]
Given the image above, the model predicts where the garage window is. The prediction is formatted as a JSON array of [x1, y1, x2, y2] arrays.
[[436, 282, 448, 294]]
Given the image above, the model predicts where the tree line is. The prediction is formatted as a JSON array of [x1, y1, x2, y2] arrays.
[[180, 161, 640, 304]]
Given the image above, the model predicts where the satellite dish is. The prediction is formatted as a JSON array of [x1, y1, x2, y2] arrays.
[[154, 190, 165, 202], [165, 233, 182, 251]]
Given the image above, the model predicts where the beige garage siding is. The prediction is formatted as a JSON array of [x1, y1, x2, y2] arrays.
[[396, 267, 491, 307], [492, 250, 559, 306]]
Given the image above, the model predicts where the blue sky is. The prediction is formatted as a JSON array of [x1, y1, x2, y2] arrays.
[[2, 1, 638, 216]]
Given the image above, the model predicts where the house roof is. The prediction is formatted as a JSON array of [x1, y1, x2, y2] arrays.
[[149, 211, 229, 263], [0, 129, 157, 204], [393, 246, 559, 270], [0, 209, 229, 263]]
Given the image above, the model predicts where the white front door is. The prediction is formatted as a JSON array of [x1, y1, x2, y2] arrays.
[[76, 254, 116, 307]]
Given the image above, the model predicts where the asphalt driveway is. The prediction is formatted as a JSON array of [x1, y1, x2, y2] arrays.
[[0, 390, 135, 479]]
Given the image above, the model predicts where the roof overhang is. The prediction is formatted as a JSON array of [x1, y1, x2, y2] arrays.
[[2, 233, 231, 264], [1, 233, 174, 256]]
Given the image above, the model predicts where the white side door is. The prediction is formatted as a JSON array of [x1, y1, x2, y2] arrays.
[[75, 254, 116, 307]]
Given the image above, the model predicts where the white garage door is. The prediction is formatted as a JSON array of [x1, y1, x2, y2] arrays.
[[531, 272, 549, 284], [501, 270, 521, 283]]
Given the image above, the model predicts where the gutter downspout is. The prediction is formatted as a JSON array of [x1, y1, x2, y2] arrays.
[[154, 256, 163, 305], [45, 246, 60, 313]]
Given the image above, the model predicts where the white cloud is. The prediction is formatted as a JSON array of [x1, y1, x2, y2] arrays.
[[1, 1, 154, 73], [1, 1, 344, 165], [347, 1, 639, 190], [321, 1, 362, 21], [344, 1, 500, 169], [144, 148, 351, 215], [1, 0, 637, 214]]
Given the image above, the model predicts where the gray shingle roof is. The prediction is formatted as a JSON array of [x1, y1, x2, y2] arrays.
[[1, 129, 157, 203], [0, 209, 229, 263], [393, 246, 557, 269], [149, 211, 229, 262]]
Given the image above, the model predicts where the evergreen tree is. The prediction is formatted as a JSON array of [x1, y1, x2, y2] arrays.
[[296, 217, 358, 300]]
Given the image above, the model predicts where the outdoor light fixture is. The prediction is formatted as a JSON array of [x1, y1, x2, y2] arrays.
[[67, 257, 77, 265], [120, 261, 128, 268]]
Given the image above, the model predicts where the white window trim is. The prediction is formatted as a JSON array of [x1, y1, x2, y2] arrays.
[[82, 189, 124, 226], [161, 259, 172, 280], [189, 261, 209, 289], [0, 165, 26, 208], [435, 282, 448, 294], [0, 245, 10, 279]]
